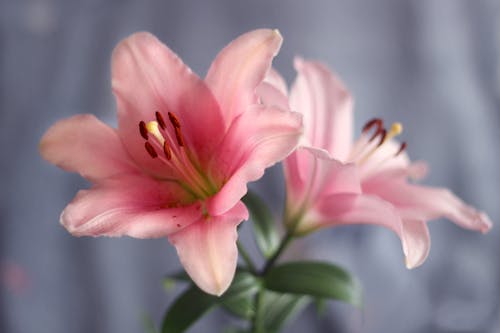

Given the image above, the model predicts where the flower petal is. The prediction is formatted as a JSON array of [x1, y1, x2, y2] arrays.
[[302, 193, 404, 243], [111, 32, 225, 176], [205, 29, 283, 127], [284, 147, 361, 217], [290, 58, 353, 160], [207, 105, 302, 216], [401, 219, 431, 269], [39, 114, 137, 181], [362, 178, 492, 233], [61, 175, 201, 238], [168, 201, 248, 296]]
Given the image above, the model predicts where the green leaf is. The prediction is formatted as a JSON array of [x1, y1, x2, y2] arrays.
[[263, 261, 362, 307], [242, 191, 280, 258], [161, 285, 217, 333], [219, 271, 261, 319], [261, 291, 309, 333]]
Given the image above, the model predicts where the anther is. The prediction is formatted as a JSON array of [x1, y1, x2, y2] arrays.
[[168, 112, 181, 128], [144, 142, 158, 158], [174, 127, 185, 147], [362, 118, 383, 133], [139, 121, 148, 140], [163, 141, 172, 160], [377, 129, 387, 147], [395, 142, 407, 156], [156, 111, 167, 130], [369, 127, 384, 142]]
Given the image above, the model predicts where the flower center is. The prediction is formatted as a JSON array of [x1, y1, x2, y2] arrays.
[[138, 111, 216, 199], [348, 118, 407, 166]]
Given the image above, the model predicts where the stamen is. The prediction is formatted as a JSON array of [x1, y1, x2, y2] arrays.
[[362, 118, 383, 133], [395, 142, 407, 156], [168, 112, 181, 128], [144, 142, 158, 158], [139, 121, 148, 140], [155, 111, 167, 130], [377, 129, 387, 147], [163, 141, 172, 160], [174, 127, 185, 147], [369, 127, 385, 142]]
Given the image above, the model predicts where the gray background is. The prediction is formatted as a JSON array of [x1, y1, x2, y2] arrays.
[[1, 0, 499, 332]]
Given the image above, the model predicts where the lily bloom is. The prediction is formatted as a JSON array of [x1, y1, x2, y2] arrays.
[[40, 30, 302, 295], [262, 58, 491, 268]]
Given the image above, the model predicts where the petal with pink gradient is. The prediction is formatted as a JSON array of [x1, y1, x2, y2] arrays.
[[39, 114, 138, 181], [111, 32, 225, 176], [206, 29, 283, 127], [401, 219, 431, 269], [307, 193, 404, 239], [207, 105, 302, 216], [290, 58, 353, 160], [61, 175, 201, 238], [284, 147, 361, 216], [362, 178, 492, 233], [168, 202, 249, 296]]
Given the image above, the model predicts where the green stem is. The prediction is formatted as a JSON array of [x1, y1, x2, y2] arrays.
[[251, 288, 265, 333], [237, 241, 258, 274], [261, 231, 294, 275]]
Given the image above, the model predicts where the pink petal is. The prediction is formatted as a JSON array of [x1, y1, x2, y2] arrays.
[[205, 29, 283, 127], [310, 194, 403, 236], [39, 114, 138, 181], [207, 105, 302, 216], [401, 219, 431, 269], [290, 58, 353, 160], [284, 147, 361, 216], [362, 178, 492, 233], [111, 32, 225, 176], [256, 81, 290, 111], [168, 201, 248, 296], [61, 175, 202, 238]]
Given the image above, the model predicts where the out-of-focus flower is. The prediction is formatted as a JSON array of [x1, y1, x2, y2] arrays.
[[262, 58, 491, 268], [40, 30, 302, 295]]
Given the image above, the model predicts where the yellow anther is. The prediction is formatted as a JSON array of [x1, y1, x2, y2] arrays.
[[146, 121, 165, 144]]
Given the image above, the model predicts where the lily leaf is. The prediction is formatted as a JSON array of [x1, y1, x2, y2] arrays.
[[261, 291, 309, 333], [263, 261, 362, 308], [220, 271, 260, 319], [161, 285, 217, 333], [242, 191, 280, 258]]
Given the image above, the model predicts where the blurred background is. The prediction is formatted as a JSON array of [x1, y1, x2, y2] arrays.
[[1, 0, 499, 332]]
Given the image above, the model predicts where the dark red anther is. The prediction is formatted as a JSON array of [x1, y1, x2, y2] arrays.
[[139, 121, 148, 140], [168, 112, 181, 128], [174, 127, 185, 147], [377, 129, 387, 147], [395, 142, 407, 156], [155, 111, 167, 130], [144, 142, 158, 158], [369, 127, 383, 142], [362, 118, 383, 133], [163, 141, 172, 160]]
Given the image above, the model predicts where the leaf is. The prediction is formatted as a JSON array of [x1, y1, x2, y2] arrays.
[[219, 271, 261, 319], [263, 261, 362, 307], [261, 291, 309, 333], [161, 285, 217, 333], [242, 191, 280, 258], [161, 271, 262, 332]]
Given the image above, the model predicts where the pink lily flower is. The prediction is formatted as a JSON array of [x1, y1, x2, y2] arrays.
[[262, 58, 491, 268], [40, 30, 302, 295]]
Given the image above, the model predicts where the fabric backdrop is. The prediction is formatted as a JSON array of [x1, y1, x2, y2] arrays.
[[1, 0, 499, 332]]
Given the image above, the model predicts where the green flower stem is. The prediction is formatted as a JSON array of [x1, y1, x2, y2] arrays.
[[261, 231, 294, 275], [251, 288, 265, 333], [237, 240, 258, 274]]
